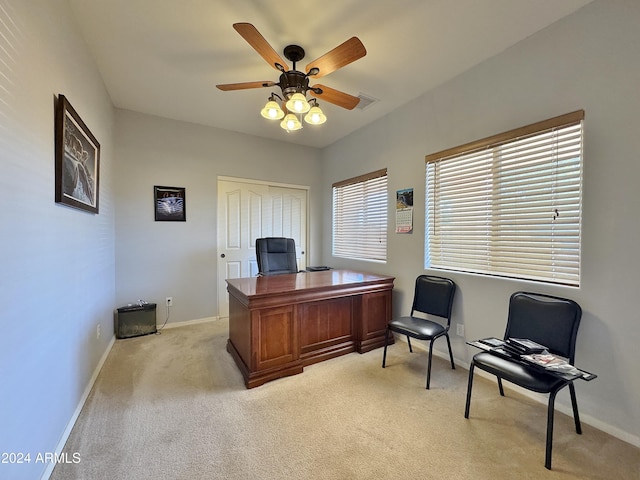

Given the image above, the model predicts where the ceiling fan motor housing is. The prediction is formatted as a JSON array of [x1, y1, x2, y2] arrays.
[[279, 71, 310, 99]]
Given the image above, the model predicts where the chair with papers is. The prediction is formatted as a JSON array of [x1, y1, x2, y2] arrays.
[[464, 291, 583, 469]]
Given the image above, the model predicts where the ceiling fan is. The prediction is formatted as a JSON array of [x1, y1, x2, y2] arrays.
[[216, 23, 366, 130]]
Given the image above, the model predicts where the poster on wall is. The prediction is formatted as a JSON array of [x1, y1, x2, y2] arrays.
[[396, 188, 413, 233], [154, 186, 186, 221]]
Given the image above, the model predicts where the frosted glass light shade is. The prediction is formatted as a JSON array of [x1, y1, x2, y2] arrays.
[[304, 105, 326, 125], [280, 113, 302, 131], [285, 93, 310, 113], [260, 100, 284, 120]]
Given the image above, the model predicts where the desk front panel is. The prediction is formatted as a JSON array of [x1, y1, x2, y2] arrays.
[[358, 289, 393, 352], [253, 304, 299, 372], [299, 296, 356, 365]]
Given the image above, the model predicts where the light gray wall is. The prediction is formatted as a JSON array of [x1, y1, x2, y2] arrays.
[[320, 0, 640, 445], [113, 110, 322, 323], [0, 1, 116, 479], [2, 2, 638, 477]]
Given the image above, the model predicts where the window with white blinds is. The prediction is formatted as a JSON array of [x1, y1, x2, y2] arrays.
[[425, 111, 583, 286], [333, 168, 388, 262]]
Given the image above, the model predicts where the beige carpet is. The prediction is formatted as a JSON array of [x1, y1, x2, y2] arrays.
[[52, 320, 638, 480]]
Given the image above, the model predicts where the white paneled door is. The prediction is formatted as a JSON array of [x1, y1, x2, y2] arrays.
[[217, 178, 308, 318]]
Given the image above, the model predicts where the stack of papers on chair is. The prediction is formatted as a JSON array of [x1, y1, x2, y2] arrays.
[[521, 352, 581, 376], [521, 352, 567, 367], [504, 338, 548, 356], [478, 337, 505, 348]]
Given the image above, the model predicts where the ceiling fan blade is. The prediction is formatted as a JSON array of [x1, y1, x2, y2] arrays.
[[306, 37, 366, 78], [310, 84, 360, 110], [216, 81, 275, 91], [233, 23, 289, 71]]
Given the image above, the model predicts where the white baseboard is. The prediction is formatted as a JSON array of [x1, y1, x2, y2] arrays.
[[400, 337, 640, 449], [41, 334, 116, 480]]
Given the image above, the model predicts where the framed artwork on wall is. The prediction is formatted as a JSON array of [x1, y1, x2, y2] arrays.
[[54, 94, 100, 214], [154, 186, 186, 221]]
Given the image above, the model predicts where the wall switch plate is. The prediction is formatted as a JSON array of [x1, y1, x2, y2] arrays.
[[96, 324, 101, 339], [166, 297, 173, 307], [456, 324, 464, 336]]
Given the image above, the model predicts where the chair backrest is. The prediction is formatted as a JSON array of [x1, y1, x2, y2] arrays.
[[255, 237, 298, 276], [504, 292, 582, 362], [410, 275, 456, 324]]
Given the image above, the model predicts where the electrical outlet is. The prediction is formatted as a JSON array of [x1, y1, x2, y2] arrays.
[[96, 323, 101, 339], [166, 297, 173, 307], [456, 324, 465, 337]]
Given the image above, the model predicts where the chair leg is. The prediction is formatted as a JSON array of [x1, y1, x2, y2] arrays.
[[382, 328, 390, 368], [497, 377, 505, 396], [545, 390, 559, 469], [445, 333, 455, 369], [425, 340, 435, 389], [407, 335, 413, 352], [569, 382, 582, 435], [464, 362, 475, 418]]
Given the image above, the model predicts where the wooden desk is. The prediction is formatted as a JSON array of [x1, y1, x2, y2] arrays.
[[226, 269, 394, 388]]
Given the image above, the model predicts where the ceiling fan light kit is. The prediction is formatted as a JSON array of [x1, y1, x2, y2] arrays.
[[260, 97, 285, 120], [285, 92, 311, 114], [217, 23, 366, 133], [305, 104, 326, 125], [281, 113, 302, 132]]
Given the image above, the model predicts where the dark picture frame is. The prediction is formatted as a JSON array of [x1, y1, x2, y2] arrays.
[[55, 94, 100, 213], [154, 186, 186, 221]]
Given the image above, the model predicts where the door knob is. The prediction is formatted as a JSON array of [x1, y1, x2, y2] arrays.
[[220, 254, 226, 258]]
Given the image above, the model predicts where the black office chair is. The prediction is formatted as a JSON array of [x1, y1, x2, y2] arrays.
[[464, 291, 582, 470], [255, 237, 298, 276], [382, 275, 456, 389]]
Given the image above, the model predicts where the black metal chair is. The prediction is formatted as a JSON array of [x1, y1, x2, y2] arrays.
[[382, 275, 456, 389], [255, 237, 298, 276], [464, 291, 583, 469]]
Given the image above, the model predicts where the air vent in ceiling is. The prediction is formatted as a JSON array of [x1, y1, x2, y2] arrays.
[[356, 93, 378, 110]]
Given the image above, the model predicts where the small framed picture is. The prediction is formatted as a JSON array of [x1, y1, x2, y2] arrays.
[[55, 94, 100, 213], [154, 186, 186, 222]]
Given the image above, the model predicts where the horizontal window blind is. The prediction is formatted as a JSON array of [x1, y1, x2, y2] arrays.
[[333, 169, 388, 262], [425, 111, 583, 286]]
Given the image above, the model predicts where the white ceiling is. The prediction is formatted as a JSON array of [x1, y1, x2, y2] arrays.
[[67, 0, 593, 149]]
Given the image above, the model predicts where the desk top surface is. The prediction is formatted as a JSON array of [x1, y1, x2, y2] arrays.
[[226, 269, 394, 297]]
